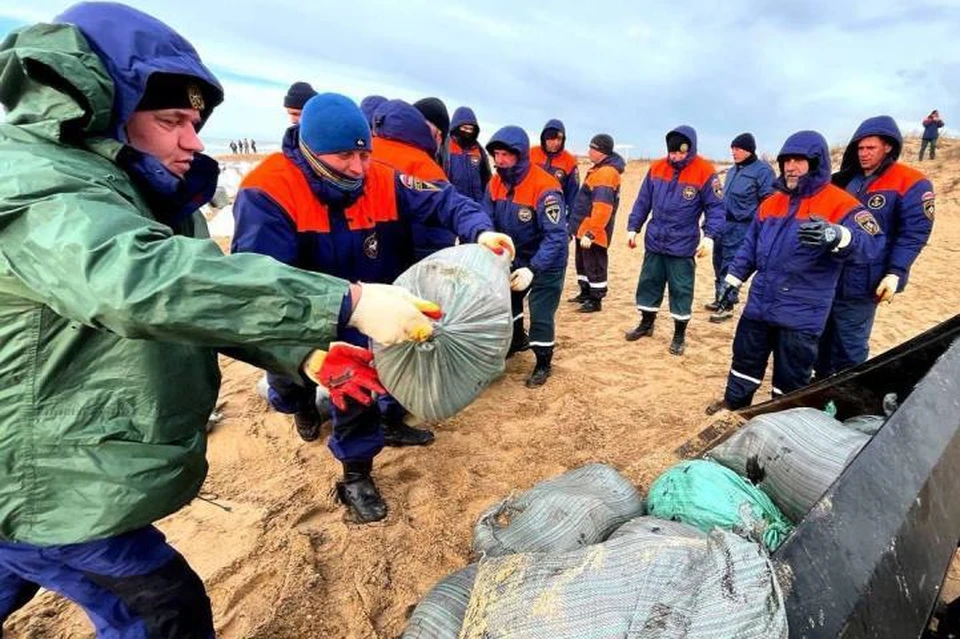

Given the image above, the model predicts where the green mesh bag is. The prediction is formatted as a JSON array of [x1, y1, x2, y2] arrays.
[[646, 460, 794, 551]]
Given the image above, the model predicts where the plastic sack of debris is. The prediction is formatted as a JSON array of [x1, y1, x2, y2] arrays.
[[373, 245, 512, 421], [707, 407, 870, 522], [843, 414, 885, 436], [472, 463, 644, 559], [402, 564, 477, 639], [460, 526, 787, 639], [607, 515, 707, 542], [646, 460, 793, 551]]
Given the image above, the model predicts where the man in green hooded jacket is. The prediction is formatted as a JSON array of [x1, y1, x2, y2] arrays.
[[0, 3, 444, 636]]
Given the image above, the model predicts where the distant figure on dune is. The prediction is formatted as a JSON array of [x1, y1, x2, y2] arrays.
[[250, 139, 257, 153], [567, 133, 626, 314], [816, 116, 935, 378], [624, 125, 724, 356], [242, 138, 249, 154], [484, 125, 567, 387], [231, 92, 514, 523], [706, 130, 885, 415], [284, 81, 316, 125], [448, 106, 491, 203], [919, 109, 945, 161], [230, 139, 237, 154], [0, 3, 437, 632], [706, 132, 775, 323], [530, 119, 580, 212]]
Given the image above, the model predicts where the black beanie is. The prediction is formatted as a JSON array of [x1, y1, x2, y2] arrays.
[[730, 132, 756, 154], [589, 134, 615, 155], [284, 82, 317, 110], [136, 73, 219, 116], [666, 131, 691, 153], [414, 97, 450, 138]]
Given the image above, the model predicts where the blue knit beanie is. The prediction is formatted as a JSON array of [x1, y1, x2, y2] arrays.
[[299, 93, 371, 155]]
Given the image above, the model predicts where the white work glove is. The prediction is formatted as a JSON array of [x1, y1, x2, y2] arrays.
[[627, 231, 638, 249], [347, 283, 442, 345], [724, 274, 743, 287], [477, 231, 516, 259], [696, 236, 714, 258], [579, 235, 593, 249], [875, 274, 900, 304], [510, 267, 534, 292]]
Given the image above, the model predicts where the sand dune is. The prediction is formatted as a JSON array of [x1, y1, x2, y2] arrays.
[[7, 137, 959, 638]]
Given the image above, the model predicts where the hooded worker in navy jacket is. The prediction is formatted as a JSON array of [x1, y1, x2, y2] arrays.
[[232, 93, 514, 523], [484, 126, 568, 387], [530, 119, 580, 211], [815, 116, 934, 378], [706, 132, 775, 322], [625, 125, 725, 356], [707, 130, 885, 413], [448, 106, 491, 202], [370, 99, 453, 259]]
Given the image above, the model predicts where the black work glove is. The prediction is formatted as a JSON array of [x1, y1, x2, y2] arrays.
[[798, 216, 844, 250], [717, 281, 740, 311]]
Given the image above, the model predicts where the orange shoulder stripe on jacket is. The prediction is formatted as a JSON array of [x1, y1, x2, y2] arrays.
[[869, 162, 927, 195], [372, 137, 447, 182], [586, 165, 621, 190], [240, 153, 331, 232]]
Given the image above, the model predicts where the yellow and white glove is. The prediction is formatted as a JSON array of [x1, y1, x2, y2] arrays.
[[510, 267, 534, 292], [627, 231, 638, 249], [579, 235, 593, 249], [875, 274, 900, 304], [696, 236, 714, 258], [478, 231, 516, 259], [347, 283, 442, 345]]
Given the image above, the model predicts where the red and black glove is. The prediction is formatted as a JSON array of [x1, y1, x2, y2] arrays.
[[302, 343, 386, 411]]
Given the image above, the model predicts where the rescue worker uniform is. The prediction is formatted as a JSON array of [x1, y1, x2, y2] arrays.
[[815, 116, 934, 378], [448, 106, 491, 203], [485, 126, 568, 387], [530, 119, 580, 212], [717, 130, 885, 410], [625, 125, 725, 355], [233, 94, 497, 522], [708, 133, 775, 320], [568, 134, 626, 312]]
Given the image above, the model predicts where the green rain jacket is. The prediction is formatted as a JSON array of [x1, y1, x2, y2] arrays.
[[0, 23, 350, 545]]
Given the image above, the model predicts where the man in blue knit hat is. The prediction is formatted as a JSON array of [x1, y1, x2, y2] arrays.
[[233, 93, 515, 523]]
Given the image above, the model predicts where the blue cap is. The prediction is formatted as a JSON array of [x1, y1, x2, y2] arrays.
[[299, 93, 371, 155]]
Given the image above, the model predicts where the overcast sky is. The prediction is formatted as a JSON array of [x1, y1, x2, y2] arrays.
[[1, 0, 956, 158]]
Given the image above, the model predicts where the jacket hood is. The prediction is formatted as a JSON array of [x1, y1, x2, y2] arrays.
[[666, 125, 698, 169], [487, 125, 530, 185], [360, 95, 387, 126], [54, 2, 223, 142], [776, 130, 832, 197], [451, 106, 479, 130], [371, 99, 437, 156], [598, 151, 626, 174], [834, 115, 903, 187], [539, 118, 567, 153]]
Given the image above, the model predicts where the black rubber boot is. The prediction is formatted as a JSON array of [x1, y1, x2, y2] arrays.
[[336, 460, 387, 523], [704, 298, 720, 312], [577, 297, 602, 313], [506, 323, 530, 358], [567, 288, 589, 303], [293, 402, 322, 442], [526, 347, 553, 388], [709, 304, 735, 323], [382, 421, 435, 447], [705, 398, 732, 415], [625, 311, 656, 341], [669, 319, 688, 356]]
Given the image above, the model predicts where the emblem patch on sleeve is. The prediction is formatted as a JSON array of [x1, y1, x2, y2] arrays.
[[400, 174, 441, 191], [854, 210, 881, 236], [363, 233, 379, 259], [867, 194, 886, 209], [922, 191, 936, 221], [682, 185, 697, 200], [517, 207, 534, 223], [543, 194, 563, 224], [554, 169, 566, 182], [711, 177, 723, 199]]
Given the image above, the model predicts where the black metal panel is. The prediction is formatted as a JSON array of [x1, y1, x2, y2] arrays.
[[773, 339, 960, 638]]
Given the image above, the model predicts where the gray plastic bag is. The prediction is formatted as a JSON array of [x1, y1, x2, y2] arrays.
[[707, 407, 870, 522], [472, 463, 644, 558], [403, 564, 478, 639], [373, 245, 512, 421]]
